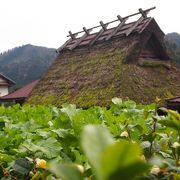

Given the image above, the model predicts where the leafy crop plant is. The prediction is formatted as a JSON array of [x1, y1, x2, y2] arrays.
[[0, 98, 180, 179]]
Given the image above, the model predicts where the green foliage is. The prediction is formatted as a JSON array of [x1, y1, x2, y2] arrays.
[[101, 141, 149, 180], [82, 125, 113, 180], [82, 125, 148, 180], [165, 33, 180, 64], [49, 163, 83, 180], [0, 99, 180, 179]]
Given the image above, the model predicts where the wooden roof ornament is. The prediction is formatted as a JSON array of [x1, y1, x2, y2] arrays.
[[57, 7, 156, 53]]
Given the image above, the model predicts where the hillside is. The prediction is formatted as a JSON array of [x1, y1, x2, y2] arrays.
[[165, 32, 180, 64], [0, 44, 57, 88]]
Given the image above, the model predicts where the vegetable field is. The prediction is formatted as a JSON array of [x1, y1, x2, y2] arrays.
[[0, 98, 180, 179]]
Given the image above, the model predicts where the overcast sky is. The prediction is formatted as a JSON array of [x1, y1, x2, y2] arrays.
[[0, 0, 179, 53]]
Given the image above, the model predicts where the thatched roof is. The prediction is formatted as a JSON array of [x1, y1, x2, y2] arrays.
[[28, 8, 180, 107]]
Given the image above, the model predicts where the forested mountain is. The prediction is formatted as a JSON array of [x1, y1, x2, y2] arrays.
[[165, 32, 180, 64], [0, 44, 57, 89]]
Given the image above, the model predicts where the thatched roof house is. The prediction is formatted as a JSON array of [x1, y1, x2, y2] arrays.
[[28, 7, 180, 107]]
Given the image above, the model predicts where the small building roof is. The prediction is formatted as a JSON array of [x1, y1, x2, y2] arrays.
[[0, 73, 15, 86], [166, 97, 180, 103], [0, 80, 39, 102], [166, 96, 180, 112]]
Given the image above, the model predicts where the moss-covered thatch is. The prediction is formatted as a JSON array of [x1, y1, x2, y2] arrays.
[[28, 19, 180, 107]]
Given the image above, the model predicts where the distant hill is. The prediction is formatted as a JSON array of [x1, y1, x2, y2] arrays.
[[0, 44, 57, 89], [165, 32, 180, 64]]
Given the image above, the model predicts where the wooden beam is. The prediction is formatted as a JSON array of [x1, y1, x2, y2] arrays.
[[139, 8, 147, 18], [126, 7, 153, 36], [117, 15, 123, 22], [83, 27, 89, 35], [125, 16, 144, 36], [100, 21, 107, 30], [106, 17, 128, 41], [56, 38, 73, 53], [68, 31, 76, 40], [69, 28, 92, 50], [125, 7, 153, 37], [89, 21, 108, 46], [123, 7, 155, 19], [57, 30, 79, 52], [57, 30, 78, 52]]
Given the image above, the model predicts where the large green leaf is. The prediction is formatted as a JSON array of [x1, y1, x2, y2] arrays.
[[51, 129, 70, 138], [81, 125, 114, 180], [21, 138, 62, 159], [101, 141, 149, 180], [61, 104, 80, 120], [159, 118, 180, 132], [36, 138, 62, 159], [49, 162, 83, 180], [0, 153, 13, 162]]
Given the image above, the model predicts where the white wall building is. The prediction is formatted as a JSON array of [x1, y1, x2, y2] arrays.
[[0, 74, 15, 97]]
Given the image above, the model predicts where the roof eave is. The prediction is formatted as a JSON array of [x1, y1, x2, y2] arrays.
[[0, 73, 16, 86], [0, 97, 26, 102], [166, 96, 180, 103]]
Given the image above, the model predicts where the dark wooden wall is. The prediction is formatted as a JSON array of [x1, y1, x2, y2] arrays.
[[140, 40, 159, 59]]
